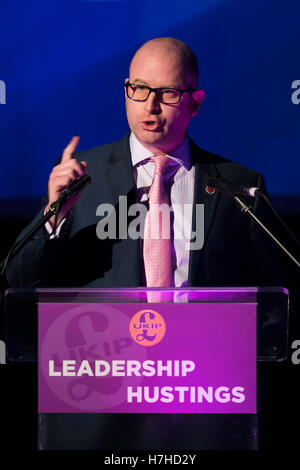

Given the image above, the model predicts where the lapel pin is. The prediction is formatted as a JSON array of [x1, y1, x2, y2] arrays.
[[205, 186, 216, 195]]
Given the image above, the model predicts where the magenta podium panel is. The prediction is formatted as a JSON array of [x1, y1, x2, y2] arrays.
[[38, 301, 256, 414]]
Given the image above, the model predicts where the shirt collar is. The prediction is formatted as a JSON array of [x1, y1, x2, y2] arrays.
[[129, 132, 191, 171]]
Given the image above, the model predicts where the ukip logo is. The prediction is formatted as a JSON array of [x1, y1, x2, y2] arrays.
[[129, 309, 166, 346]]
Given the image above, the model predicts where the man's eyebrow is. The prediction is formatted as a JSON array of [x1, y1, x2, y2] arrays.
[[132, 79, 150, 86], [132, 79, 179, 88]]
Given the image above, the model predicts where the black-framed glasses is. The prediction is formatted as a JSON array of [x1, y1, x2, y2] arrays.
[[125, 82, 196, 104]]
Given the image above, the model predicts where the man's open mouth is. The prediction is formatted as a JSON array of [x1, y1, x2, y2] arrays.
[[142, 121, 162, 131]]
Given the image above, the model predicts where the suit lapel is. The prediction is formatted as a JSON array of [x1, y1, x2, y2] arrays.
[[105, 135, 142, 286], [105, 135, 135, 205], [188, 140, 221, 286]]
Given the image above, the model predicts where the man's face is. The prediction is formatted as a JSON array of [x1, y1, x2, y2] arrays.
[[125, 47, 204, 154]]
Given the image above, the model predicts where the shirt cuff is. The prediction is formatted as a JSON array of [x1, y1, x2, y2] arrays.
[[44, 208, 66, 239]]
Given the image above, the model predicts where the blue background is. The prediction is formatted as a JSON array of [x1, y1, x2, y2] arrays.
[[0, 0, 299, 205]]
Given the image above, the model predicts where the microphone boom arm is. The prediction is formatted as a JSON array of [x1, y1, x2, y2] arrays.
[[0, 200, 61, 276], [234, 195, 300, 269]]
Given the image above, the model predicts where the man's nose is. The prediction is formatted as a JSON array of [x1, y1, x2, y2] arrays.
[[144, 90, 161, 114]]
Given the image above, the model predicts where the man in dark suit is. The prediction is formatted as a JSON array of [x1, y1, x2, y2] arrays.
[[4, 36, 284, 451], [6, 37, 282, 289]]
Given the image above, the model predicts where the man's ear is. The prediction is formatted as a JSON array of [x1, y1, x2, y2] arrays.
[[124, 78, 129, 98], [191, 89, 205, 117]]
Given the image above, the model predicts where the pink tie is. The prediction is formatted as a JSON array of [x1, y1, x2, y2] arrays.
[[143, 155, 172, 293]]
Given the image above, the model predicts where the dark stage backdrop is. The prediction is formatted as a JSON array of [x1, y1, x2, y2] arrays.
[[0, 0, 300, 201], [0, 0, 300, 453]]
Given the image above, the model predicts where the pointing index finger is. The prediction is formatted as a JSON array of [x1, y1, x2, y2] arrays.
[[62, 136, 80, 161]]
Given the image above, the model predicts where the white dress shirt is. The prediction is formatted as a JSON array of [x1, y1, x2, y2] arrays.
[[130, 132, 195, 287]]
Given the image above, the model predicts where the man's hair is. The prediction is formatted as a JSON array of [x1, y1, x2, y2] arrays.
[[130, 37, 199, 88]]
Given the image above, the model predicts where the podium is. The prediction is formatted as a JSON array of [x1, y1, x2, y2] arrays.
[[4, 287, 288, 450]]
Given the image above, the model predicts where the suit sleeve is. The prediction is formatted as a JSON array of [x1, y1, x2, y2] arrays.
[[5, 196, 73, 287]]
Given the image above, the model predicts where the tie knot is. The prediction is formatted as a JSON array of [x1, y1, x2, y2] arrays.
[[151, 154, 170, 175]]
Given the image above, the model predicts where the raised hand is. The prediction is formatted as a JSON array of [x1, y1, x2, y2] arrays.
[[46, 136, 87, 227]]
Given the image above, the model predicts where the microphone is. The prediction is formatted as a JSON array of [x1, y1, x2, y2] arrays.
[[207, 177, 263, 198], [59, 174, 91, 201]]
